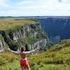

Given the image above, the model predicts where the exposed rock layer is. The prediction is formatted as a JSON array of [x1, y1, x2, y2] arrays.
[[0, 23, 48, 52]]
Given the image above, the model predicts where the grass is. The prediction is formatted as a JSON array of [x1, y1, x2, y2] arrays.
[[0, 39, 70, 70], [0, 19, 36, 30], [0, 51, 20, 70], [0, 60, 21, 70], [0, 18, 70, 70]]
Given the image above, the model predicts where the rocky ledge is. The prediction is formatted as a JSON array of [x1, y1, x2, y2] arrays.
[[0, 23, 48, 52]]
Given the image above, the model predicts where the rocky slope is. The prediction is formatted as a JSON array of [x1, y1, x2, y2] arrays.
[[0, 22, 48, 52], [40, 17, 70, 43]]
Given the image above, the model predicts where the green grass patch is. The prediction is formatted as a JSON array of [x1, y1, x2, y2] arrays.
[[0, 19, 36, 30], [0, 39, 70, 70]]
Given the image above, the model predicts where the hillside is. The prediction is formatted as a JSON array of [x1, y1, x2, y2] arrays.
[[29, 39, 70, 70], [0, 18, 48, 52], [40, 17, 70, 43], [0, 18, 49, 70], [0, 39, 70, 70], [0, 19, 36, 30], [0, 18, 70, 70]]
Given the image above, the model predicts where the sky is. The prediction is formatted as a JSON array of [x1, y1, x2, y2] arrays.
[[0, 0, 70, 16]]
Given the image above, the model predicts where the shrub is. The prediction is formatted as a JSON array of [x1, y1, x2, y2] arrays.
[[0, 57, 6, 65], [0, 52, 16, 63]]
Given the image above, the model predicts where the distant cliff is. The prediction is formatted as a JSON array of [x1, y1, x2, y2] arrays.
[[0, 23, 48, 52], [40, 17, 70, 42]]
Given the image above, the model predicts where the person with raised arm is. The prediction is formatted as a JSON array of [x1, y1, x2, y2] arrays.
[[19, 47, 30, 70], [8, 45, 39, 70]]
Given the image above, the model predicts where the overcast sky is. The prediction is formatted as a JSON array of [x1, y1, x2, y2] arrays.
[[0, 0, 70, 16]]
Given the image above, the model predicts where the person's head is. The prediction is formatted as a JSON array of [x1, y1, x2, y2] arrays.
[[20, 47, 25, 52]]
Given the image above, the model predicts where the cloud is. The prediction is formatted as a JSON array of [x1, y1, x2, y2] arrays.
[[0, 0, 9, 7], [0, 0, 70, 16]]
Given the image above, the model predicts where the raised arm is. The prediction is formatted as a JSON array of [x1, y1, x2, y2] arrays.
[[8, 48, 20, 54], [22, 48, 39, 54], [8, 46, 39, 54], [10, 50, 20, 54]]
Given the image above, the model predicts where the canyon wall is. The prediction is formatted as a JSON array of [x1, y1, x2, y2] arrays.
[[0, 23, 48, 52]]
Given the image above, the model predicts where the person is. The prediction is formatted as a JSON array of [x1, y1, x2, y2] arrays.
[[9, 46, 39, 70], [20, 47, 30, 70]]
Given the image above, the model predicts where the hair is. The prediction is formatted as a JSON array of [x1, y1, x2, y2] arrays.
[[20, 47, 25, 52]]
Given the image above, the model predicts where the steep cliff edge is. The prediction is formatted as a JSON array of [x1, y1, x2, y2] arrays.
[[0, 20, 48, 52]]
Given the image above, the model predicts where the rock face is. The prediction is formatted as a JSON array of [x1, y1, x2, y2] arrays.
[[40, 17, 70, 43], [0, 34, 6, 50], [0, 23, 48, 52]]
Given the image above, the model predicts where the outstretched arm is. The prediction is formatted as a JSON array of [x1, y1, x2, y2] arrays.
[[8, 47, 39, 54], [8, 48, 20, 54], [10, 50, 20, 54], [22, 48, 39, 54]]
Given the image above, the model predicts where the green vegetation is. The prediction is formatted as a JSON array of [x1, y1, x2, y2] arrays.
[[0, 19, 36, 30], [0, 39, 70, 70], [0, 19, 40, 51], [0, 18, 70, 70], [0, 34, 3, 40]]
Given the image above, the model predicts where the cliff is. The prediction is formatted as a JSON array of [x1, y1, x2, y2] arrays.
[[40, 17, 70, 43], [0, 22, 48, 52]]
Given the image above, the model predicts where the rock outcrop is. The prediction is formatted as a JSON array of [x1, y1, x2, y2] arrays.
[[0, 23, 48, 52]]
